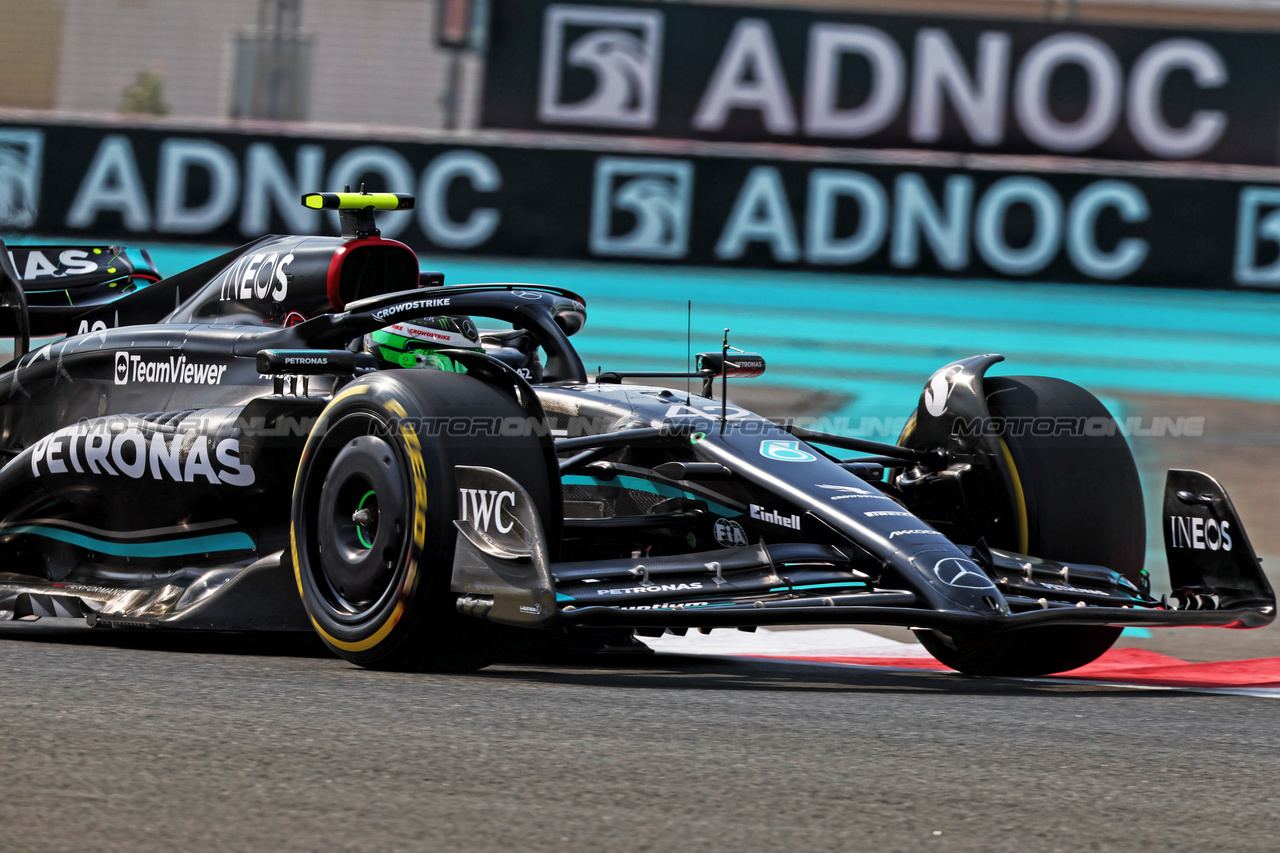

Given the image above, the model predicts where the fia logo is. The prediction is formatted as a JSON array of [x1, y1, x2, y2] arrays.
[[590, 157, 692, 259], [1234, 187, 1280, 288], [114, 351, 130, 385], [539, 6, 664, 129], [0, 129, 42, 228], [713, 517, 748, 548]]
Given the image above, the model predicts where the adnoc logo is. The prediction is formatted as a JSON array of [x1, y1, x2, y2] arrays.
[[590, 157, 693, 259], [539, 6, 664, 129]]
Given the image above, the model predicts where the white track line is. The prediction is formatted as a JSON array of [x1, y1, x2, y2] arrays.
[[649, 627, 1280, 698], [648, 626, 933, 658]]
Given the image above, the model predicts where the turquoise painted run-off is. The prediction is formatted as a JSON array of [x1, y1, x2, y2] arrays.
[[132, 244, 1280, 422]]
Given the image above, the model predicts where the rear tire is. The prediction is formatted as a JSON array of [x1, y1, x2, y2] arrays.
[[914, 376, 1145, 677], [292, 369, 555, 672]]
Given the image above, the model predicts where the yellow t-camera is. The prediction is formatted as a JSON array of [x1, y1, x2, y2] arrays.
[[300, 191, 414, 238], [301, 192, 414, 211]]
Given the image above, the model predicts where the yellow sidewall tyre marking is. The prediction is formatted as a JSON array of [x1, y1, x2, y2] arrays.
[[998, 437, 1030, 556], [310, 602, 406, 653]]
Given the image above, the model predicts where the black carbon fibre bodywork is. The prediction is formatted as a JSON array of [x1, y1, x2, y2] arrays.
[[6, 244, 163, 337], [0, 230, 1271, 644], [478, 380, 1273, 634]]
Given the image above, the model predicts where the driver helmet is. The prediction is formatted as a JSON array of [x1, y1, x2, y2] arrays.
[[364, 315, 481, 372]]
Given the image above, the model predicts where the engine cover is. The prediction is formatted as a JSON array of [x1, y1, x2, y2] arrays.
[[169, 234, 420, 325]]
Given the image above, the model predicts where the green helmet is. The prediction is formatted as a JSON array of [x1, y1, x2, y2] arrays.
[[365, 316, 481, 372]]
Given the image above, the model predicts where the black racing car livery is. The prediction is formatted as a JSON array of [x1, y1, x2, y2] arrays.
[[0, 191, 1271, 676], [6, 243, 162, 336]]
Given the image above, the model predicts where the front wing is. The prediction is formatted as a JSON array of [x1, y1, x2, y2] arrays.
[[450, 466, 1276, 635]]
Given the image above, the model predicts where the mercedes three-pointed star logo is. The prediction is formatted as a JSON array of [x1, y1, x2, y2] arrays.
[[933, 557, 995, 589]]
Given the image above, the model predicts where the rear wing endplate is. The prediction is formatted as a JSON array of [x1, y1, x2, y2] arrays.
[[1164, 469, 1275, 618]]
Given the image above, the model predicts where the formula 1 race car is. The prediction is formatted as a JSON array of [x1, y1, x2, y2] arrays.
[[0, 192, 1272, 676]]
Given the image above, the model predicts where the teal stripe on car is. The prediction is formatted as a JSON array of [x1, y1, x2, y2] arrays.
[[2, 525, 256, 558], [769, 582, 870, 592]]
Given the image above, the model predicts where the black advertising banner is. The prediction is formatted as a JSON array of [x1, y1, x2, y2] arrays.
[[481, 0, 1280, 166], [3, 118, 1280, 290]]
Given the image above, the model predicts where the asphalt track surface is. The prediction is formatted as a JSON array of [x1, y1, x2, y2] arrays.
[[4, 621, 1280, 853]]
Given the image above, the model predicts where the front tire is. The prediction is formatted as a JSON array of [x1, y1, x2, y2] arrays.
[[914, 376, 1145, 677], [291, 369, 555, 672]]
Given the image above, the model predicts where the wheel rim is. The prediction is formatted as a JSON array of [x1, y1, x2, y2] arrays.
[[303, 413, 413, 624]]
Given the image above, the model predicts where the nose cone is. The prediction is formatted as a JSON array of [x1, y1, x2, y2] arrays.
[[902, 548, 1009, 617]]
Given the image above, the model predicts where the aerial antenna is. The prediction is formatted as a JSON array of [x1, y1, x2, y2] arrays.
[[720, 328, 729, 433], [140, 248, 160, 278], [686, 300, 692, 404]]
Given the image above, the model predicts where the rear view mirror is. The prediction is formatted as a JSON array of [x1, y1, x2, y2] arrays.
[[697, 351, 765, 379]]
